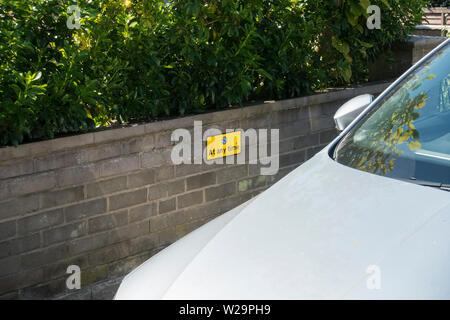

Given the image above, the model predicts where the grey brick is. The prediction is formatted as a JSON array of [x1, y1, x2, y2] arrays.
[[42, 255, 89, 282], [88, 211, 128, 234], [319, 129, 338, 144], [40, 186, 84, 210], [1, 172, 56, 200], [108, 252, 151, 278], [322, 100, 342, 117], [0, 255, 20, 277], [121, 138, 144, 155], [175, 164, 209, 177], [216, 120, 240, 132], [186, 172, 216, 191], [20, 277, 67, 299], [166, 211, 190, 226], [0, 241, 9, 259], [155, 132, 177, 149], [159, 197, 176, 214], [147, 178, 185, 201], [129, 203, 156, 223], [0, 220, 16, 241], [17, 209, 63, 235], [182, 202, 221, 221], [0, 233, 41, 258], [141, 150, 171, 168], [248, 163, 264, 176], [86, 176, 127, 198], [141, 135, 155, 152], [166, 179, 185, 196], [205, 182, 236, 202], [292, 133, 320, 150], [88, 242, 130, 266], [43, 221, 87, 246], [238, 176, 267, 193], [215, 193, 253, 213], [272, 107, 309, 125], [65, 198, 107, 222], [148, 183, 168, 201], [128, 235, 159, 256], [279, 138, 295, 154], [109, 189, 147, 211], [126, 221, 151, 239], [216, 165, 247, 183], [240, 115, 269, 130], [279, 150, 306, 168], [239, 129, 261, 155], [158, 227, 177, 246], [35, 151, 81, 172], [101, 155, 139, 177], [56, 163, 100, 187], [21, 244, 67, 269], [0, 269, 44, 295], [0, 194, 39, 221], [80, 143, 121, 163], [67, 232, 109, 255], [0, 159, 33, 179], [149, 214, 168, 233], [155, 166, 175, 182], [81, 265, 108, 287], [177, 191, 203, 209], [309, 104, 336, 132], [0, 184, 7, 203], [109, 222, 149, 244], [176, 217, 213, 239], [128, 169, 155, 188], [278, 118, 310, 139]]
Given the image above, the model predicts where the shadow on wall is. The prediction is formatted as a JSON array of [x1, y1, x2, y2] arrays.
[[368, 36, 447, 82]]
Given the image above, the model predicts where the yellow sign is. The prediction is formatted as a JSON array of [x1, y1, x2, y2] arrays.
[[206, 131, 242, 160]]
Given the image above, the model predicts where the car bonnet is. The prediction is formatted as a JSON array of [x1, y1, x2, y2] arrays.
[[118, 148, 450, 299]]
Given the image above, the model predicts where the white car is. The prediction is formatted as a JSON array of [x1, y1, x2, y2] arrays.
[[115, 39, 450, 300]]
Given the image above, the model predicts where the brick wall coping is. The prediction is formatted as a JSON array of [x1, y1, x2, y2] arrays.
[[415, 25, 450, 30], [407, 35, 447, 46]]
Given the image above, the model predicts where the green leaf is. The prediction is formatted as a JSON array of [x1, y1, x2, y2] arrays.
[[257, 68, 273, 81], [380, 0, 391, 9], [337, 60, 352, 83], [360, 0, 371, 10], [332, 36, 350, 55]]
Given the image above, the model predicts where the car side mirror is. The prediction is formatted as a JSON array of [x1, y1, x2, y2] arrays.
[[333, 94, 374, 131]]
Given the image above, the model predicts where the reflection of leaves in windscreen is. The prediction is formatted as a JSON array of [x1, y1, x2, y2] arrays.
[[338, 70, 433, 176], [440, 75, 450, 112]]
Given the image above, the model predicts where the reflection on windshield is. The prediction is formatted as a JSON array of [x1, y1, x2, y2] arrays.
[[335, 43, 450, 185], [440, 74, 450, 112]]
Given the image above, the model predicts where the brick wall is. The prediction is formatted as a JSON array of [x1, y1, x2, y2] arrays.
[[0, 82, 390, 299], [369, 36, 447, 82]]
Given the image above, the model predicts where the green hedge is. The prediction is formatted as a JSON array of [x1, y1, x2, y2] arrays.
[[0, 0, 427, 146]]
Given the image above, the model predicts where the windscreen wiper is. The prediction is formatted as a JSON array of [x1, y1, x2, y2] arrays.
[[407, 177, 450, 192]]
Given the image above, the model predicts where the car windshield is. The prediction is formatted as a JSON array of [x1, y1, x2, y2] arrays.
[[334, 42, 450, 186]]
